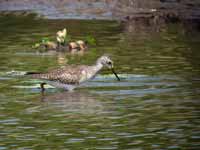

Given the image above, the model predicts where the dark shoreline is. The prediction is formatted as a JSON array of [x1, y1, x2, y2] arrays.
[[1, 0, 200, 20]]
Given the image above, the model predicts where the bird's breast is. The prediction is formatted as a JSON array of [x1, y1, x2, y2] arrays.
[[79, 69, 96, 83]]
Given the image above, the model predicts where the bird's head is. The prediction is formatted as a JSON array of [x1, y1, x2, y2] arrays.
[[97, 55, 120, 81], [97, 55, 113, 69]]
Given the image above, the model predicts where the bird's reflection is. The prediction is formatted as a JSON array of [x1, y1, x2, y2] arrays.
[[40, 91, 106, 114]]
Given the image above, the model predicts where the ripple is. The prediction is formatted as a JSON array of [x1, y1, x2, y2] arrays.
[[0, 118, 20, 125], [65, 138, 85, 143], [96, 146, 118, 150], [93, 88, 176, 96]]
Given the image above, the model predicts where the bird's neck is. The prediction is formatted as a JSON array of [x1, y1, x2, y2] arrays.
[[93, 62, 103, 73]]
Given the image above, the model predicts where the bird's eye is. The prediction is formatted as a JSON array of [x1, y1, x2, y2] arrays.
[[108, 61, 112, 65]]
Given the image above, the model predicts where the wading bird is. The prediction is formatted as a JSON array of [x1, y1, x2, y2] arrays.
[[26, 55, 120, 91]]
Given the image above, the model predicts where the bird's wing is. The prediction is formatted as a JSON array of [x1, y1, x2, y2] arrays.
[[30, 65, 86, 84]]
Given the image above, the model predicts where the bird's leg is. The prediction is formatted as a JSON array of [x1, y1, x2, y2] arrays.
[[40, 82, 47, 92]]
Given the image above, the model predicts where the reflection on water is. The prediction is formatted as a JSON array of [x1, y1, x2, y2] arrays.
[[40, 91, 105, 114], [0, 15, 200, 150]]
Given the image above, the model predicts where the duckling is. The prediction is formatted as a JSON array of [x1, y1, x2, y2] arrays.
[[68, 42, 79, 51], [68, 40, 87, 52], [42, 41, 57, 50], [76, 40, 87, 50]]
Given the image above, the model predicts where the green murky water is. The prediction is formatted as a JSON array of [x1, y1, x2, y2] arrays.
[[0, 15, 200, 150]]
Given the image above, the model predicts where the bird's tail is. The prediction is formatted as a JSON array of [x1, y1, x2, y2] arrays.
[[25, 72, 41, 75], [24, 72, 45, 79]]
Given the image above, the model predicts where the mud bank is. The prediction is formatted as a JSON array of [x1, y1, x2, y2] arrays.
[[0, 0, 200, 21], [0, 0, 115, 20]]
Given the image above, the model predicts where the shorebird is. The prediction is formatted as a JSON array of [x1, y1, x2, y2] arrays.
[[26, 55, 120, 91]]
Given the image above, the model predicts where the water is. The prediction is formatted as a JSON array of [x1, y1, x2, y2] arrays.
[[0, 14, 200, 150]]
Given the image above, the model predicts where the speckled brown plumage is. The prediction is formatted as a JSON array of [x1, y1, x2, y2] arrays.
[[30, 65, 90, 85]]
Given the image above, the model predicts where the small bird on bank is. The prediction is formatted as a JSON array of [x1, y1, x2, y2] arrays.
[[68, 40, 87, 52], [25, 55, 120, 91], [41, 40, 87, 52]]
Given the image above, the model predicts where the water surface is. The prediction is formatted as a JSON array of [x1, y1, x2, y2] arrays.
[[0, 15, 200, 150]]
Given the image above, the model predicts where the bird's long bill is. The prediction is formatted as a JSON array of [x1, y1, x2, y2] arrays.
[[111, 68, 120, 81]]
